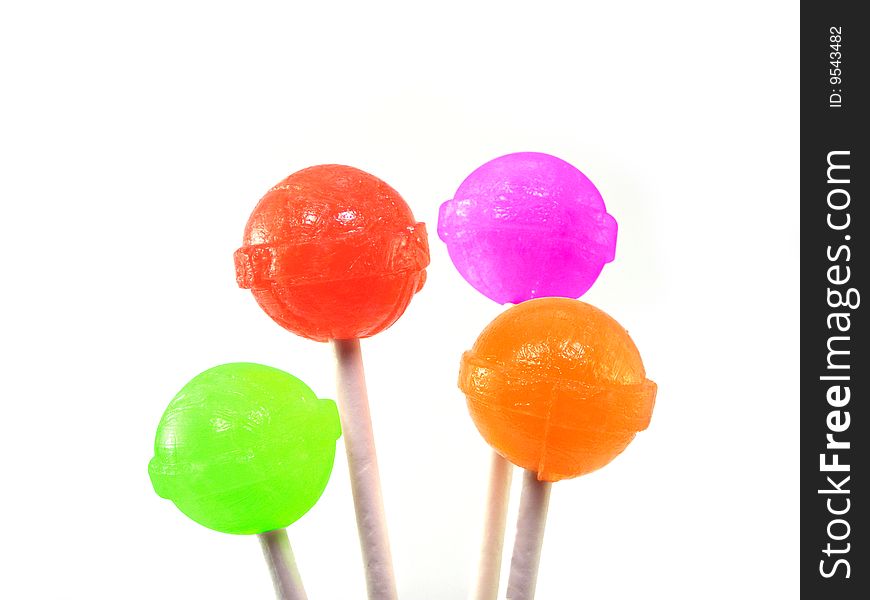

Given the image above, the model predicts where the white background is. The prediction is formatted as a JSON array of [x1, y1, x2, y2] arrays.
[[0, 1, 799, 598]]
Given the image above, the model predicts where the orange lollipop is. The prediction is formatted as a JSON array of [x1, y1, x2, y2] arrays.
[[460, 297, 657, 482], [461, 298, 656, 599]]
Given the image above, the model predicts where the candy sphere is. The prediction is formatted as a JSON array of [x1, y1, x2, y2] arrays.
[[148, 363, 341, 534], [235, 165, 430, 342], [459, 298, 656, 482], [438, 152, 617, 304]]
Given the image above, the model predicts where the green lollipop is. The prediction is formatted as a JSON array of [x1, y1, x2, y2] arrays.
[[149, 362, 341, 535], [149, 363, 340, 599]]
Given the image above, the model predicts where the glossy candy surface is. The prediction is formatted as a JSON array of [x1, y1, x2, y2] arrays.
[[235, 165, 430, 341], [460, 298, 656, 482], [149, 363, 341, 534], [438, 152, 617, 304]]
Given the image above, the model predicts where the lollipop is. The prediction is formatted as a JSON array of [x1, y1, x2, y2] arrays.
[[461, 298, 656, 479], [235, 164, 428, 342], [149, 362, 341, 599], [236, 165, 429, 599], [438, 152, 618, 600], [438, 151, 616, 304], [460, 299, 656, 598]]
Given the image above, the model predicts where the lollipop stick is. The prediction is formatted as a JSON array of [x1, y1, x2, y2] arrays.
[[258, 529, 308, 600], [333, 338, 398, 600], [505, 470, 552, 600], [471, 451, 514, 600]]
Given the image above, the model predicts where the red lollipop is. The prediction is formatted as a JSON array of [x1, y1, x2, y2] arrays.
[[235, 164, 429, 599], [235, 164, 430, 341]]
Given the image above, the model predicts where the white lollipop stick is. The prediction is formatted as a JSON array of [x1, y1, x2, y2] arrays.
[[505, 469, 552, 600], [471, 451, 514, 600], [258, 529, 308, 600], [333, 338, 398, 600]]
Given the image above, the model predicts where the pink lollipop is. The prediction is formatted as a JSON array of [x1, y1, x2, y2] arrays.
[[438, 152, 617, 304]]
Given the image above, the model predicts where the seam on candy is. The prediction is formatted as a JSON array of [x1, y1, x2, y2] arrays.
[[462, 354, 652, 396], [249, 266, 428, 289], [537, 385, 557, 480]]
